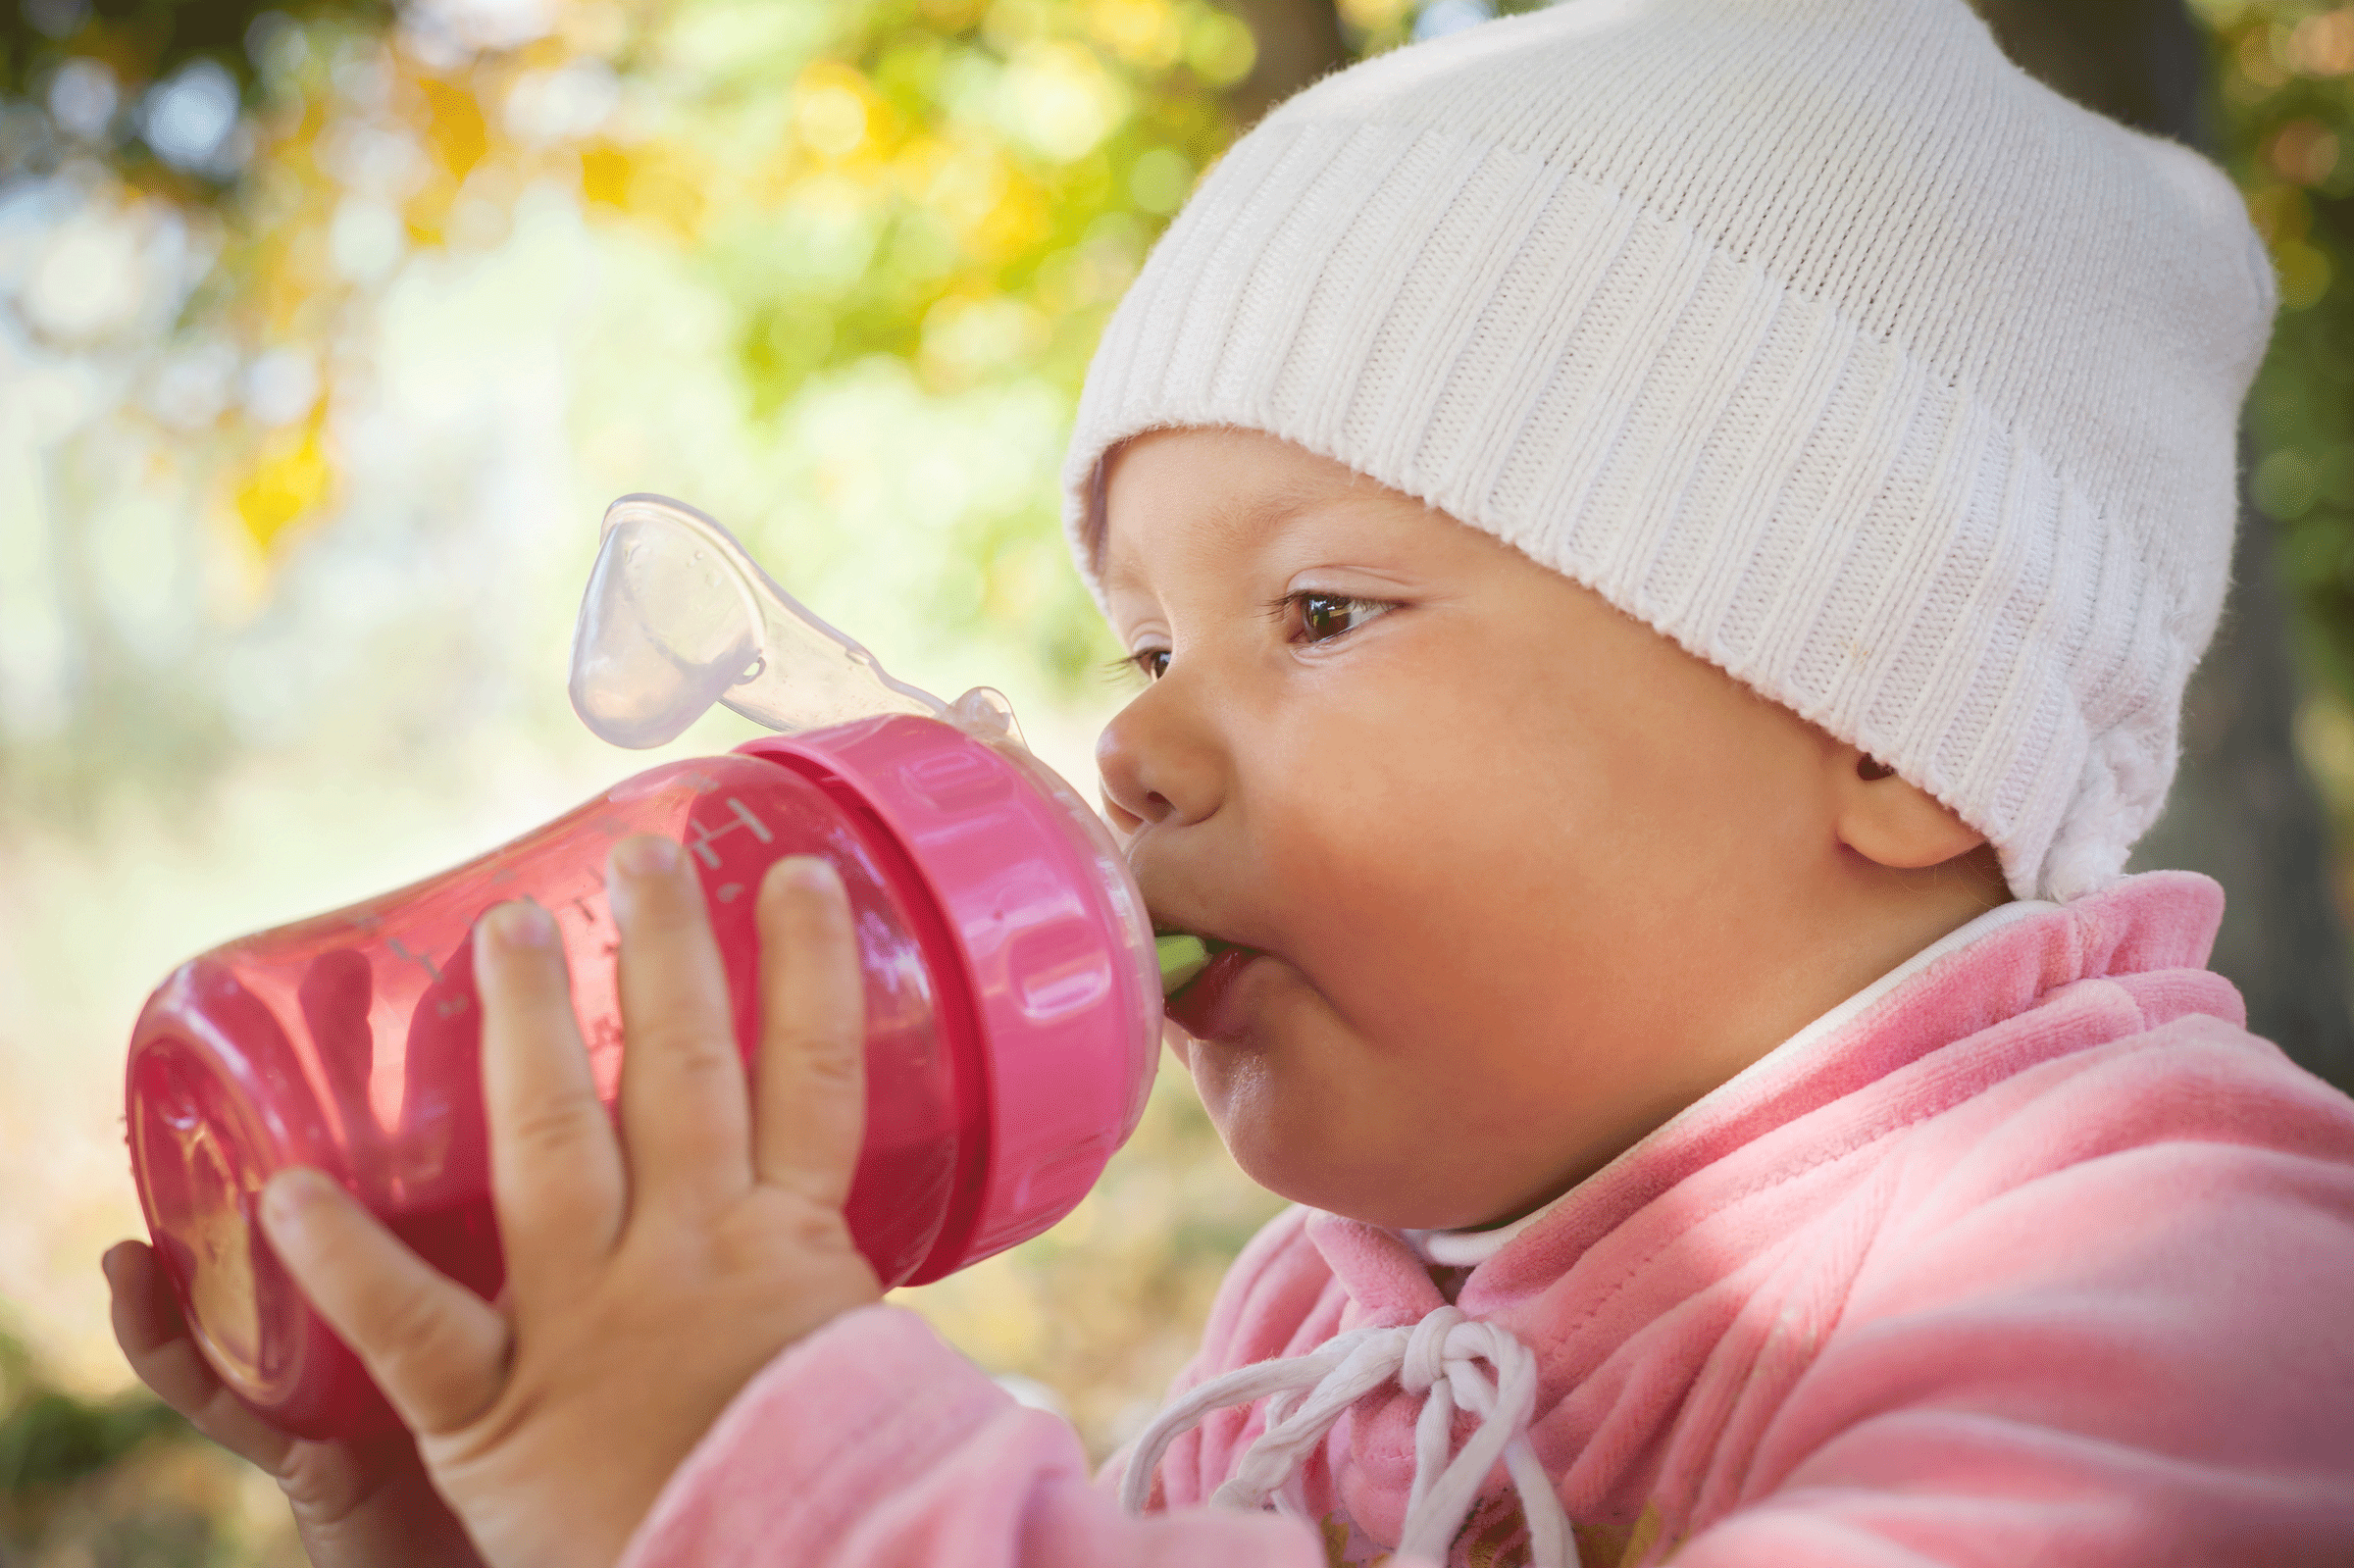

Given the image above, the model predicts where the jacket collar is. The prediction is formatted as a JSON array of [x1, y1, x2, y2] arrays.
[[1305, 871, 2226, 1316]]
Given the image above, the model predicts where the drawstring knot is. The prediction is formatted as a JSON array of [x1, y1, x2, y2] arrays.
[[1118, 1304, 1577, 1568]]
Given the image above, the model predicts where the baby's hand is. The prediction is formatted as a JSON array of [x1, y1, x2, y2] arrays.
[[257, 840, 884, 1568], [104, 1238, 486, 1568]]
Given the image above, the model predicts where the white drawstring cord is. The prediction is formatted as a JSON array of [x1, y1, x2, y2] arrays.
[[1118, 1304, 1578, 1568]]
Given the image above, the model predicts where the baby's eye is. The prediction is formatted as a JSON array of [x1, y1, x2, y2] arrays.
[[1114, 648, 1171, 682], [1289, 592, 1394, 646]]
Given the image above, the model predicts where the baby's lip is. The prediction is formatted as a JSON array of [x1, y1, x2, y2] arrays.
[[1147, 908, 1258, 957], [1164, 944, 1266, 1039]]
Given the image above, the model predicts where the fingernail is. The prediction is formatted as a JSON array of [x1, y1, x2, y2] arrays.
[[263, 1169, 329, 1234], [486, 899, 553, 949], [776, 856, 841, 894], [616, 835, 682, 877]]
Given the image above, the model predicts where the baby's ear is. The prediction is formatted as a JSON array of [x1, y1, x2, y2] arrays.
[[1831, 748, 1988, 871]]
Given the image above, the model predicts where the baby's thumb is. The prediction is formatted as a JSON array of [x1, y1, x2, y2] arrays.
[[260, 1169, 510, 1438], [105, 1239, 300, 1472]]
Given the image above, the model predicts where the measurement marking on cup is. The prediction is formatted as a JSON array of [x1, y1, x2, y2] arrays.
[[688, 799, 775, 869], [386, 938, 441, 983]]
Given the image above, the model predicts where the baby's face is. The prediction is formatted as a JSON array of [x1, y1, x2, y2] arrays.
[[1095, 428, 1973, 1231]]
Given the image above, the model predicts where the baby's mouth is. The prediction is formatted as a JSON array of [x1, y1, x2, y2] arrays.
[[1145, 878, 1273, 1023], [1161, 942, 1264, 1040], [1154, 930, 1237, 997], [1153, 925, 1269, 1042]]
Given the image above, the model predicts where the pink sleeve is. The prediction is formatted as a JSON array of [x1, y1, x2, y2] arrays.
[[618, 1303, 1329, 1568], [1662, 1050, 2354, 1566]]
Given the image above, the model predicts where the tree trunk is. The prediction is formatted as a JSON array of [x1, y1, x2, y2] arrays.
[[1973, 0, 2354, 1090], [1223, 0, 1348, 125]]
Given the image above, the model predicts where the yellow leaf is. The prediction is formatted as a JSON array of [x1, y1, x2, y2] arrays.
[[1086, 0, 1184, 69], [971, 174, 1050, 264], [578, 140, 707, 240], [416, 76, 489, 183], [582, 142, 634, 208], [404, 179, 455, 249], [631, 146, 710, 240], [233, 421, 333, 553], [1338, 0, 1407, 30]]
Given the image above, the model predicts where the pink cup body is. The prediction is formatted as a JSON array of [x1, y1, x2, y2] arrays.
[[126, 717, 1155, 1439]]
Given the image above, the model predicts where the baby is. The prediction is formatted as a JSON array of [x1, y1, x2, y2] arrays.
[[104, 0, 2354, 1564]]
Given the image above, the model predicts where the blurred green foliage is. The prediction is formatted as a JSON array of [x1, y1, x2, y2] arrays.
[[2203, 2, 2354, 697], [1, 0, 387, 190], [17, 0, 2354, 705], [615, 0, 1251, 411], [0, 0, 1285, 801], [0, 1323, 212, 1559]]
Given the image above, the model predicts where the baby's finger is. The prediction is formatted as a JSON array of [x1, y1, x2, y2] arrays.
[[259, 1169, 509, 1439], [103, 1240, 295, 1472], [752, 857, 865, 1209], [610, 835, 753, 1209], [476, 899, 624, 1304]]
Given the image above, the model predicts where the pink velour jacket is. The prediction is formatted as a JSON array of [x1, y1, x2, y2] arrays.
[[620, 872, 2354, 1568]]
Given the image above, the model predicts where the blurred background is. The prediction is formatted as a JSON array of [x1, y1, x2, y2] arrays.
[[2, 0, 2350, 1557]]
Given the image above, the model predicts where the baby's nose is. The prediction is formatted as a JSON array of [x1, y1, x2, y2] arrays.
[[1096, 694, 1222, 832]]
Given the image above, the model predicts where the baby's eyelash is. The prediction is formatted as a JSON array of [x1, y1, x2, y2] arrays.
[[1264, 590, 1398, 645], [1102, 593, 1398, 685], [1101, 649, 1167, 683]]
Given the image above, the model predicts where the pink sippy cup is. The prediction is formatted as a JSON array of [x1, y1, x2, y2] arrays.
[[125, 495, 1160, 1440]]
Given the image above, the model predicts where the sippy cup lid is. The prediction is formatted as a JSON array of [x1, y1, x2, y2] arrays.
[[569, 493, 1024, 750], [568, 493, 1160, 1275]]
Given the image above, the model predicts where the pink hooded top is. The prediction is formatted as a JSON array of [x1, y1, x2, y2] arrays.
[[619, 872, 2354, 1567]]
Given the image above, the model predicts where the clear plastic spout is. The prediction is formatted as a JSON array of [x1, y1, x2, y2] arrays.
[[568, 494, 1022, 749]]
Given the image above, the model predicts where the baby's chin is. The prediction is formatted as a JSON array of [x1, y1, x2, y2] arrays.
[[1219, 1118, 1531, 1232], [1186, 994, 1536, 1230]]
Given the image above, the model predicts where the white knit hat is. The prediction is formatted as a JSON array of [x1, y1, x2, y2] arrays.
[[1062, 0, 2277, 902]]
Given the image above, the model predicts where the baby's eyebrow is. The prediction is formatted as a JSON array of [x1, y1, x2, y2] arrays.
[[1101, 479, 1335, 598]]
